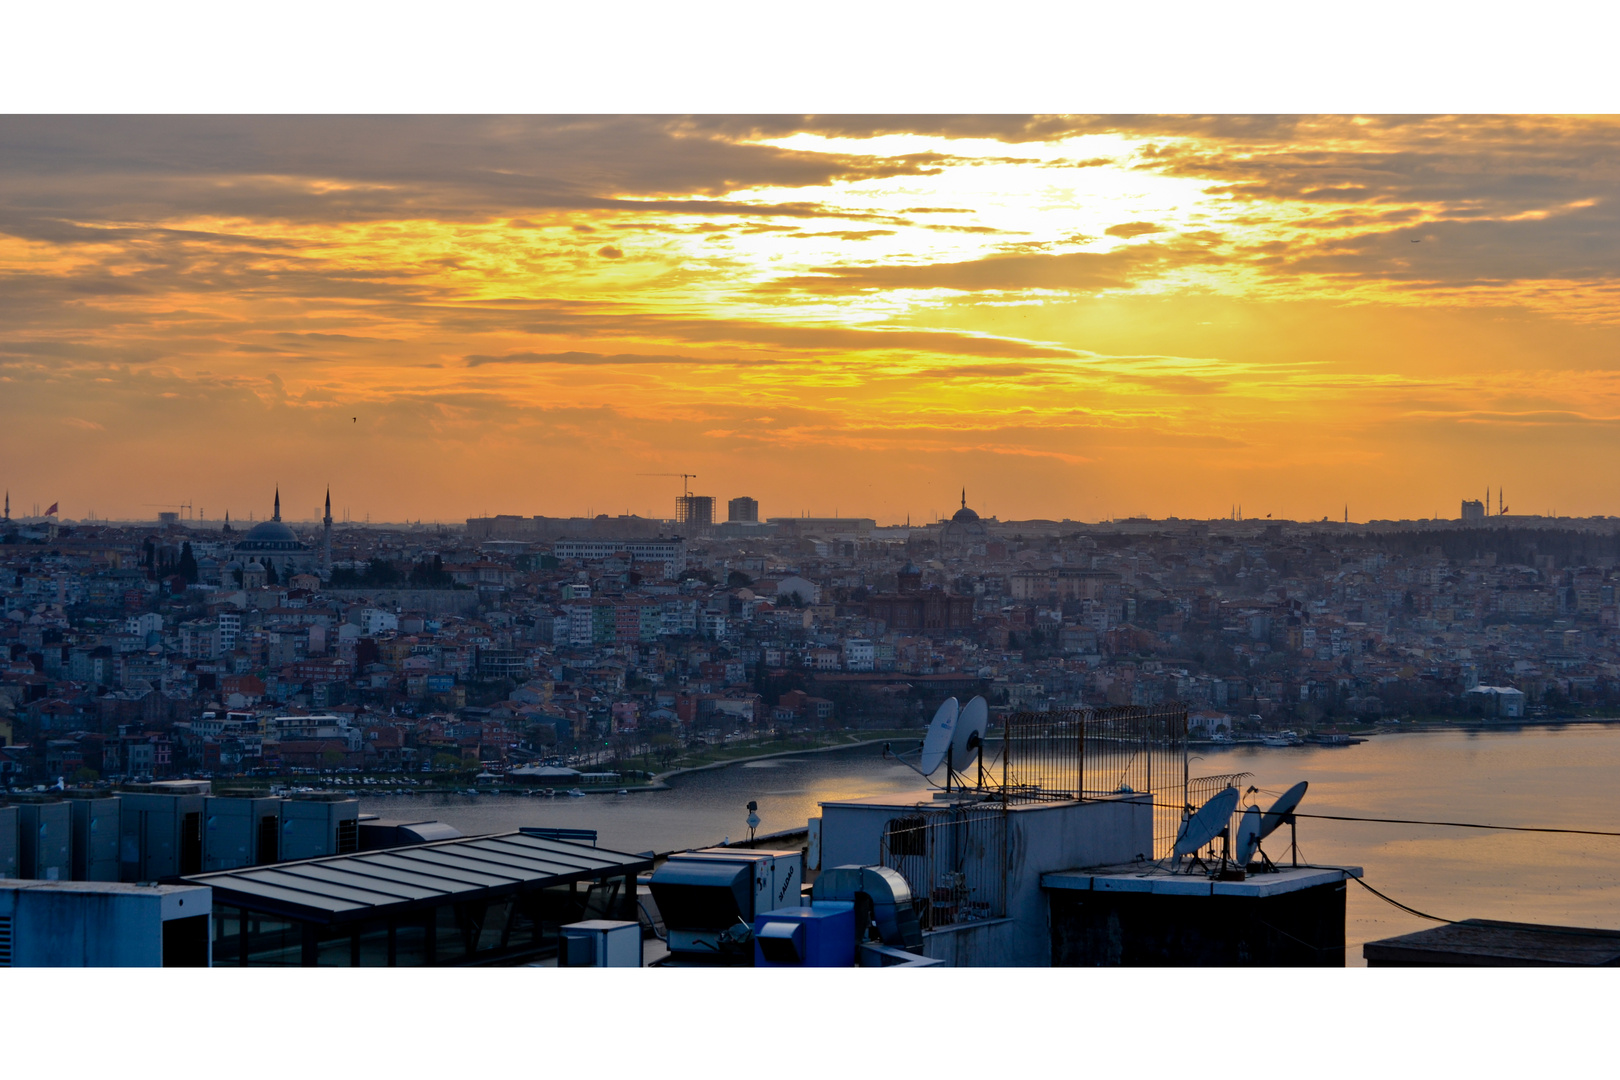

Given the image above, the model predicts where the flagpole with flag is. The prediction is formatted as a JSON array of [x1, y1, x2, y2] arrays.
[[45, 502, 58, 517]]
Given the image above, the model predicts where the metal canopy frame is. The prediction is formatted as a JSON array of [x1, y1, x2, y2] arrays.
[[185, 832, 653, 925]]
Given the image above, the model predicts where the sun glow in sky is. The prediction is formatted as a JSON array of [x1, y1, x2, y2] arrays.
[[4, 114, 1620, 524]]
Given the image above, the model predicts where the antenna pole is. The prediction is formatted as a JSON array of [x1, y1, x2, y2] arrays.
[[945, 744, 954, 794], [1002, 720, 1009, 801], [1289, 815, 1298, 867]]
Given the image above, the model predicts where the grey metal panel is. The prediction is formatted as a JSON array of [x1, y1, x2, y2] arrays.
[[351, 851, 504, 887], [495, 835, 642, 865], [395, 822, 461, 845], [232, 868, 404, 907], [206, 877, 369, 914], [287, 865, 451, 902], [376, 851, 517, 886], [472, 837, 622, 872], [247, 867, 411, 906], [428, 844, 602, 877], [315, 860, 472, 895], [183, 831, 657, 923], [278, 799, 361, 861], [69, 798, 121, 881], [203, 797, 281, 871], [118, 793, 206, 880], [271, 865, 428, 902], [18, 802, 72, 881], [385, 850, 530, 883], [0, 806, 17, 879]]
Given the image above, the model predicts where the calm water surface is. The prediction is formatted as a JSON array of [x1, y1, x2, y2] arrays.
[[363, 726, 1620, 966]]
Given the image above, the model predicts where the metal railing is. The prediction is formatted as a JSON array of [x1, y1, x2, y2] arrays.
[[879, 804, 1007, 931], [1186, 772, 1253, 813], [1000, 704, 1189, 858]]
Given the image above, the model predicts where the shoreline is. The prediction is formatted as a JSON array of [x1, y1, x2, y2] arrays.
[[651, 735, 903, 786]]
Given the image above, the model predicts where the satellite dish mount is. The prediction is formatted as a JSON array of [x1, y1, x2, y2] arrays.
[[1249, 781, 1308, 872]]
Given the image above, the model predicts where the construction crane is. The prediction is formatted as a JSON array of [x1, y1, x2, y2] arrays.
[[142, 501, 193, 520], [638, 472, 697, 498]]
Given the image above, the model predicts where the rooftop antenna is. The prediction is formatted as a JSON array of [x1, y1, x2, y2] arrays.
[[1172, 785, 1240, 873], [1254, 780, 1308, 869], [951, 695, 990, 790], [886, 697, 959, 787], [1232, 803, 1263, 868], [918, 697, 958, 779]]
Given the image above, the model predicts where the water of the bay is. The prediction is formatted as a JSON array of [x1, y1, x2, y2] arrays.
[[362, 725, 1620, 966]]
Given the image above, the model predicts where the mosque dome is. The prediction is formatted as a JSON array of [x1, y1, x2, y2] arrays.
[[233, 488, 310, 554], [241, 519, 299, 546], [940, 488, 989, 554]]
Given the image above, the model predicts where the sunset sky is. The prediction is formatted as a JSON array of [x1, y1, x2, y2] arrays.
[[4, 114, 1620, 525]]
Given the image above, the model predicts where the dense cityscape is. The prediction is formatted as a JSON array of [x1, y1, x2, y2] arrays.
[[4, 484, 1619, 790]]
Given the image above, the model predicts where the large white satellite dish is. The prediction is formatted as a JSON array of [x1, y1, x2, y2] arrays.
[[919, 697, 959, 776], [1233, 804, 1263, 866], [1259, 781, 1308, 840], [952, 696, 989, 762], [1173, 786, 1240, 858]]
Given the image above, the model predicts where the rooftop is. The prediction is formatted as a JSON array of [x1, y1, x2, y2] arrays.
[[184, 831, 652, 924], [1364, 918, 1620, 966], [1043, 862, 1362, 899]]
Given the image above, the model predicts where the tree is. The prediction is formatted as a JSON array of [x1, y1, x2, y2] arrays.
[[651, 733, 679, 768], [177, 542, 199, 585]]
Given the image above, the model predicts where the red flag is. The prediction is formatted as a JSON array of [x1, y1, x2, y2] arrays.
[[44, 502, 58, 516]]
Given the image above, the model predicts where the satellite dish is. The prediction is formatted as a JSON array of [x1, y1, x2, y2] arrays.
[[1233, 804, 1263, 866], [1173, 786, 1240, 858], [919, 697, 959, 776], [952, 696, 989, 761], [1259, 781, 1308, 840]]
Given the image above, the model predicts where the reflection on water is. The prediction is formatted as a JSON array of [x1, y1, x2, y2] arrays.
[[365, 746, 928, 855], [364, 726, 1620, 966]]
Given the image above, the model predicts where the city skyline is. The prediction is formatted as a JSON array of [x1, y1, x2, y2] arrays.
[[0, 484, 1589, 528], [0, 480, 1589, 528], [5, 116, 1620, 522]]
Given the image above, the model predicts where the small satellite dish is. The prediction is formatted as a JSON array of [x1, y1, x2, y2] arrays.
[[1233, 804, 1262, 866], [1259, 781, 1308, 840], [1173, 786, 1240, 858], [919, 697, 959, 776], [952, 696, 989, 761]]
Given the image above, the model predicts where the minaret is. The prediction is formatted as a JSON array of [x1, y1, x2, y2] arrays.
[[323, 486, 333, 578], [273, 486, 281, 522], [223, 510, 232, 534], [2, 491, 8, 521], [961, 488, 967, 510]]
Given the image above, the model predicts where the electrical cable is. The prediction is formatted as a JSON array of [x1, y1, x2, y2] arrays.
[[1140, 798, 1620, 839], [1291, 811, 1620, 839], [1343, 874, 1453, 923]]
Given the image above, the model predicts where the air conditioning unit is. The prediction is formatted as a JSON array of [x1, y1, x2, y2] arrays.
[[558, 920, 642, 967], [648, 848, 803, 960]]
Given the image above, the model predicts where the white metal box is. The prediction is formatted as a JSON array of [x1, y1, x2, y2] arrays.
[[559, 919, 642, 967]]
